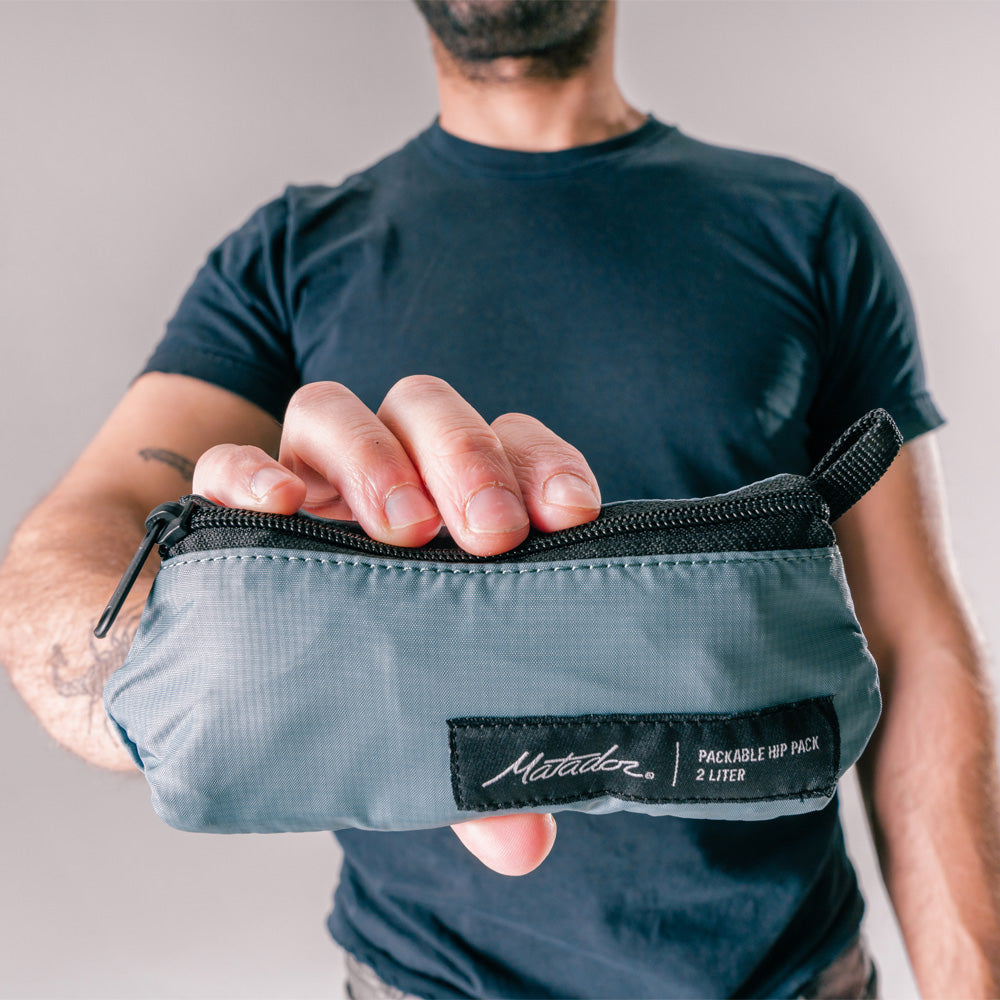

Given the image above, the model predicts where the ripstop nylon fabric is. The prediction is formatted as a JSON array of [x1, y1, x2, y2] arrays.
[[106, 540, 877, 832]]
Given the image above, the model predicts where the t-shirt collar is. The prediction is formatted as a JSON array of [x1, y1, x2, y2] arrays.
[[418, 113, 668, 176]]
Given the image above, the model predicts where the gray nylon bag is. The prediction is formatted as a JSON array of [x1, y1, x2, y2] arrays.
[[102, 409, 901, 833]]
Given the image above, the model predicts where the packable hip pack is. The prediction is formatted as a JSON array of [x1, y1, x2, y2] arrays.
[[101, 409, 901, 833]]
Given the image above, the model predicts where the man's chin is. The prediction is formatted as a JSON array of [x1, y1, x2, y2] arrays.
[[413, 0, 608, 78]]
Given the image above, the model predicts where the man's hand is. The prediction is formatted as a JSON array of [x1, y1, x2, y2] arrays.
[[192, 375, 602, 875]]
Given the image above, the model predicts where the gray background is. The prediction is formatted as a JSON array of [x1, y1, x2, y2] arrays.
[[2, 1, 998, 997]]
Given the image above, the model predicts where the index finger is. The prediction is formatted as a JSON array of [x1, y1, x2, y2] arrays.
[[278, 381, 443, 547]]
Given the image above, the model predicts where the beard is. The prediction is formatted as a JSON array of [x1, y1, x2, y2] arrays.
[[412, 1, 608, 80]]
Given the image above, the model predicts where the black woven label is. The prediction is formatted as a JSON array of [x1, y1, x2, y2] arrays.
[[449, 698, 839, 811]]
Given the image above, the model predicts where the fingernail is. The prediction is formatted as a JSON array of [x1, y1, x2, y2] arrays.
[[384, 484, 438, 530], [250, 466, 295, 500], [542, 473, 600, 510], [465, 485, 529, 535]]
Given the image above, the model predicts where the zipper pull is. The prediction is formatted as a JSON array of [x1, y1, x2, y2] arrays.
[[94, 498, 197, 638]]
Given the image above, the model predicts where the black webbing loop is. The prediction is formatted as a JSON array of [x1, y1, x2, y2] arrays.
[[809, 409, 903, 521]]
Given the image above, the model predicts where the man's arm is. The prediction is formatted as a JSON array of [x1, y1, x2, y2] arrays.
[[1, 372, 594, 875], [0, 372, 282, 770], [837, 434, 1000, 997]]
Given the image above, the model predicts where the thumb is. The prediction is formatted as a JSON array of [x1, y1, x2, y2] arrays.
[[193, 443, 307, 514], [451, 813, 557, 876]]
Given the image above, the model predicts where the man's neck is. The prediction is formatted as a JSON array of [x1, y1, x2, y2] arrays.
[[429, 17, 645, 152]]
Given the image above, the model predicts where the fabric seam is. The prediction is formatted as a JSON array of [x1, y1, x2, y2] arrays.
[[413, 119, 673, 180], [157, 550, 838, 576]]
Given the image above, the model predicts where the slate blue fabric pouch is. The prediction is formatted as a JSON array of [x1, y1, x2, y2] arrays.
[[101, 409, 901, 833]]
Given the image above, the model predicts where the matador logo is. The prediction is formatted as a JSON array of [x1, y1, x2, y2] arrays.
[[481, 744, 656, 788]]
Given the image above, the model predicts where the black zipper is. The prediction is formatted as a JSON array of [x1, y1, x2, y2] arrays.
[[96, 484, 829, 638], [173, 489, 827, 559]]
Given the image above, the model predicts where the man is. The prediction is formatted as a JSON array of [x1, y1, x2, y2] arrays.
[[1, 1, 997, 996]]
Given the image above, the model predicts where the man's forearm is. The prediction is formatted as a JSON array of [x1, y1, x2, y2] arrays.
[[0, 493, 152, 770], [861, 641, 1000, 997], [1, 374, 283, 769]]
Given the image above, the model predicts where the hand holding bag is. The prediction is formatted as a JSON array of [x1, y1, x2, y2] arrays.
[[101, 408, 901, 833]]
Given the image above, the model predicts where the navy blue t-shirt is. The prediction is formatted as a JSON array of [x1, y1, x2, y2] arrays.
[[144, 115, 942, 998]]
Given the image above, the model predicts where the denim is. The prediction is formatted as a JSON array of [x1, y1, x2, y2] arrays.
[[342, 936, 878, 1000]]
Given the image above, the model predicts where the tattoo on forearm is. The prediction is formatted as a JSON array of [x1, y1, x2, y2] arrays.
[[50, 607, 143, 735], [139, 448, 195, 480]]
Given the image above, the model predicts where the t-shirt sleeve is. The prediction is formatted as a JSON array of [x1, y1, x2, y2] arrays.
[[808, 181, 944, 457], [140, 194, 300, 422]]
